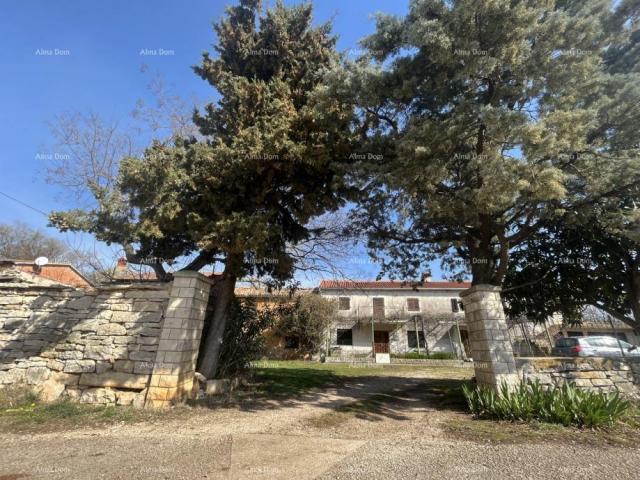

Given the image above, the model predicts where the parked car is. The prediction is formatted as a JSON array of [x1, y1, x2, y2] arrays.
[[552, 336, 640, 358]]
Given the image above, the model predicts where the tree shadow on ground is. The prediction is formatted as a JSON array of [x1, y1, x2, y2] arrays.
[[188, 367, 470, 424]]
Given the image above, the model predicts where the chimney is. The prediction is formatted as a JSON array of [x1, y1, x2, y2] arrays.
[[114, 257, 128, 278], [421, 271, 432, 283]]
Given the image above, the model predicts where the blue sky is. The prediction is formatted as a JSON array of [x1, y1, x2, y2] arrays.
[[0, 0, 447, 284]]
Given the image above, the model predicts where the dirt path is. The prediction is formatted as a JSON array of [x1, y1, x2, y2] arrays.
[[1, 370, 639, 480]]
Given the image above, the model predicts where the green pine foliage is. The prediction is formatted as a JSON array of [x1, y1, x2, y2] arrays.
[[346, 0, 640, 286], [49, 0, 356, 283], [462, 380, 630, 428]]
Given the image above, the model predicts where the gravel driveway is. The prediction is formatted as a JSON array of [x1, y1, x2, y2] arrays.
[[1, 368, 638, 480]]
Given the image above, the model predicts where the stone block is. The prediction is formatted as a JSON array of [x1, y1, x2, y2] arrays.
[[146, 387, 168, 401], [58, 350, 83, 360], [158, 375, 179, 388], [133, 361, 154, 374], [63, 360, 95, 373], [95, 323, 127, 336], [79, 387, 116, 404], [37, 379, 65, 402], [51, 372, 79, 385], [137, 336, 159, 346], [114, 360, 135, 373], [79, 372, 149, 389], [115, 391, 138, 406], [591, 379, 614, 387], [25, 366, 50, 384], [129, 351, 156, 362], [47, 359, 65, 371], [71, 320, 105, 332], [1, 368, 26, 384], [95, 361, 113, 374], [84, 346, 117, 361]]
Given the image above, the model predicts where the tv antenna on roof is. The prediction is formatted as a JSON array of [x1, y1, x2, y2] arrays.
[[35, 257, 49, 267], [34, 256, 49, 273]]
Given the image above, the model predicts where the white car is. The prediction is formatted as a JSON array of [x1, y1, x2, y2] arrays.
[[552, 336, 640, 358]]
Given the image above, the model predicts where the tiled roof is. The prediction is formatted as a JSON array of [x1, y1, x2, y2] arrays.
[[9, 261, 93, 289], [318, 280, 471, 290]]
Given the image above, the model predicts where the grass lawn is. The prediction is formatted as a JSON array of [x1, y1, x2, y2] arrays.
[[250, 359, 471, 397], [0, 396, 169, 434]]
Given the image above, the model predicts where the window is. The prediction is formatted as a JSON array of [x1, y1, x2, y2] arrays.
[[615, 332, 629, 342], [567, 331, 584, 337], [587, 332, 628, 342], [556, 338, 578, 348], [407, 298, 420, 312], [451, 298, 463, 312], [338, 297, 351, 310], [336, 328, 353, 346], [586, 337, 631, 348], [407, 330, 426, 349], [372, 297, 385, 319], [284, 336, 299, 349]]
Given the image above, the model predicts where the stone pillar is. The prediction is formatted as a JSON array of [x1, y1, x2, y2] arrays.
[[145, 271, 212, 408], [460, 285, 519, 389]]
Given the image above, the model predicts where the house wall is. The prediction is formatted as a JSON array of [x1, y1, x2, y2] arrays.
[[322, 288, 466, 320], [322, 288, 466, 356]]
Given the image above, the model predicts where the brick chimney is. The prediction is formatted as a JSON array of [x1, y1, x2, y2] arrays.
[[114, 257, 128, 278], [421, 271, 432, 283]]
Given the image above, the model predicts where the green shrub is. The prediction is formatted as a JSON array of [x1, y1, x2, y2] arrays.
[[216, 299, 275, 378], [273, 295, 337, 356], [391, 352, 456, 360], [462, 380, 630, 428]]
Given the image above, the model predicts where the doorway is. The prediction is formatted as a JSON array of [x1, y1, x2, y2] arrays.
[[373, 330, 390, 353]]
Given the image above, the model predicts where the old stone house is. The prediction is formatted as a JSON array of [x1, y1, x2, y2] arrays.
[[317, 279, 471, 359]]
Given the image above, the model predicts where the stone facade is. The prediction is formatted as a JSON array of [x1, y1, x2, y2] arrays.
[[0, 266, 214, 408], [460, 285, 519, 388], [518, 357, 640, 398]]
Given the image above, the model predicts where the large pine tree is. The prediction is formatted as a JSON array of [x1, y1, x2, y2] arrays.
[[348, 0, 640, 287], [51, 0, 355, 378]]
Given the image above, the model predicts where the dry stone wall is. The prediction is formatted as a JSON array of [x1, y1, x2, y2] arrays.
[[518, 357, 640, 399], [0, 267, 174, 406]]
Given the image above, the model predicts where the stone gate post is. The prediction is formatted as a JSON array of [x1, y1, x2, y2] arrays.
[[460, 285, 519, 389], [145, 271, 212, 407]]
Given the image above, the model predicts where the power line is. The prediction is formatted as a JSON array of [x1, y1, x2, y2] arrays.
[[0, 190, 49, 217]]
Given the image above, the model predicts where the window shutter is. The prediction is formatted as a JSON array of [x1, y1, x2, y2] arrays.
[[407, 298, 419, 311], [373, 298, 385, 319], [338, 297, 350, 310]]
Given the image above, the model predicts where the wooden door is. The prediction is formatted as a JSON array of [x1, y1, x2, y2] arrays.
[[373, 330, 390, 353]]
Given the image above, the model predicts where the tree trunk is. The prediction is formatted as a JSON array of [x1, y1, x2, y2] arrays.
[[469, 242, 496, 285], [197, 253, 243, 379], [629, 269, 640, 337]]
